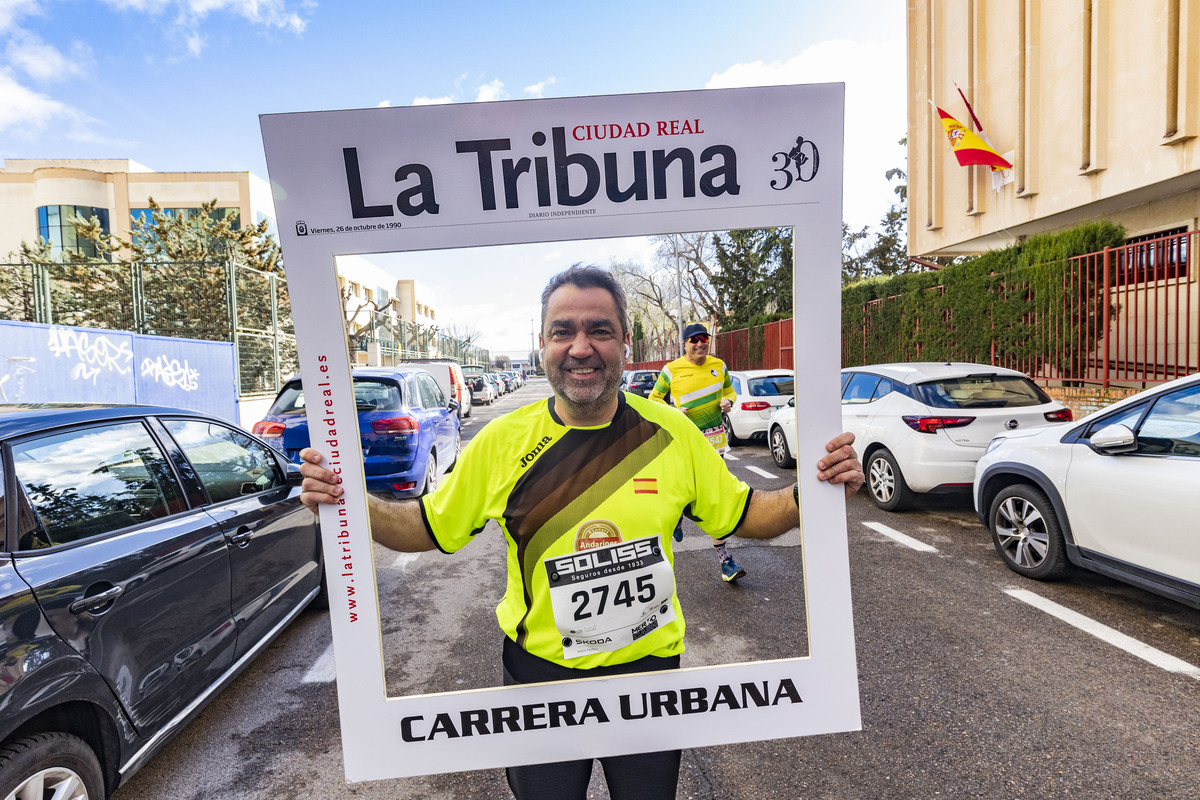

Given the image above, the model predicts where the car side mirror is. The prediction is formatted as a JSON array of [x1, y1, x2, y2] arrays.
[[1090, 423, 1137, 454], [448, 398, 461, 413]]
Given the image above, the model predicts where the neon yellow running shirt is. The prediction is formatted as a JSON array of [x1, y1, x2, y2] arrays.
[[648, 355, 736, 434], [419, 392, 751, 669]]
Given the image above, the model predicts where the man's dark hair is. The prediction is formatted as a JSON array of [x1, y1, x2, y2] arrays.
[[540, 264, 629, 336]]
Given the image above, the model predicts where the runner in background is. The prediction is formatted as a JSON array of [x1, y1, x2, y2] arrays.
[[647, 322, 747, 582]]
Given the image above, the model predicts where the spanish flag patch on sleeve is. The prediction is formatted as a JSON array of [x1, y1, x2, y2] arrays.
[[632, 478, 658, 494]]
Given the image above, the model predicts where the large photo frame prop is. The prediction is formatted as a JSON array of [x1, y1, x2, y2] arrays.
[[260, 84, 858, 782]]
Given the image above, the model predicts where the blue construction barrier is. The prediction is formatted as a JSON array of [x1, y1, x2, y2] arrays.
[[0, 319, 239, 422]]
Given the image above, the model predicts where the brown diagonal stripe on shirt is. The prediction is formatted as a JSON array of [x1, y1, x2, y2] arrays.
[[504, 409, 675, 647]]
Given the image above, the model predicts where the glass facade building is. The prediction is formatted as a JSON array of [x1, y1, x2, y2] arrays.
[[37, 205, 111, 258]]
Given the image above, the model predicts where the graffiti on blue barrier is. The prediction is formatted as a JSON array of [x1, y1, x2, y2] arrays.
[[0, 319, 238, 422]]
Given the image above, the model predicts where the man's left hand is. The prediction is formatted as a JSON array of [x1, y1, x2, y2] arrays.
[[816, 432, 865, 498]]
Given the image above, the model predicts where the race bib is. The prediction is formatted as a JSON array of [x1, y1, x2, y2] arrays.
[[703, 425, 729, 454], [544, 534, 677, 659]]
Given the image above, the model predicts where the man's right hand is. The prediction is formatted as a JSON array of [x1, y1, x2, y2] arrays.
[[298, 448, 344, 510]]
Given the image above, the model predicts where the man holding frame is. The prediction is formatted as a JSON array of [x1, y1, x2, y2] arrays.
[[298, 264, 863, 799], [261, 81, 861, 786]]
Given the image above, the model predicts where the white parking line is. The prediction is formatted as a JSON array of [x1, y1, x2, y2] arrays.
[[744, 465, 779, 480], [392, 552, 421, 570], [301, 644, 336, 683], [723, 452, 740, 461], [1005, 589, 1200, 681], [860, 521, 939, 553]]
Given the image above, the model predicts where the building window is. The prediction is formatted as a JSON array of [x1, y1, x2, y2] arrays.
[[37, 205, 110, 258], [1115, 227, 1190, 286]]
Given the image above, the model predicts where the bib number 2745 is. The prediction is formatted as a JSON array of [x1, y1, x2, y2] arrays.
[[572, 574, 656, 621]]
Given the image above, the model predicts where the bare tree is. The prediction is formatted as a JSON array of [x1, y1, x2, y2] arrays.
[[442, 321, 484, 362], [652, 232, 723, 322], [342, 286, 398, 360]]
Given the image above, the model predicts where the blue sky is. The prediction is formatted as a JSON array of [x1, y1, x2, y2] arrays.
[[1, 0, 907, 351]]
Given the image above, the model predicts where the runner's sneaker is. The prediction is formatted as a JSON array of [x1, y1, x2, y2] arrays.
[[672, 523, 683, 542], [721, 556, 746, 582]]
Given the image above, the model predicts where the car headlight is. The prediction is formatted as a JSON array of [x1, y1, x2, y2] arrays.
[[984, 436, 1007, 455]]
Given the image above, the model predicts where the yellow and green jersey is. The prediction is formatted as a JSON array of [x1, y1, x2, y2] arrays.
[[419, 392, 752, 669], [648, 355, 737, 434]]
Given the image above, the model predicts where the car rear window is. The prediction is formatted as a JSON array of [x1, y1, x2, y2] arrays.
[[633, 372, 658, 382], [354, 380, 403, 411], [748, 375, 794, 396], [268, 379, 404, 413], [916, 376, 1051, 409]]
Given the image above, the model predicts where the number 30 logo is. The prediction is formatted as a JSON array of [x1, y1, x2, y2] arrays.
[[771, 135, 820, 190]]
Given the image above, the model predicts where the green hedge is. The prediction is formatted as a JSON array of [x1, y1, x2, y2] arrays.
[[841, 221, 1127, 371]]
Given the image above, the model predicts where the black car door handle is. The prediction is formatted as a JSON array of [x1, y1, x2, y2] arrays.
[[69, 585, 124, 615], [227, 526, 253, 548]]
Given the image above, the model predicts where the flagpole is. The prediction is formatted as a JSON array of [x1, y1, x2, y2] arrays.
[[953, 82, 985, 132]]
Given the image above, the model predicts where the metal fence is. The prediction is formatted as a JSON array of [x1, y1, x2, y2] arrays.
[[1, 262, 493, 399], [348, 308, 490, 368], [0, 260, 297, 396]]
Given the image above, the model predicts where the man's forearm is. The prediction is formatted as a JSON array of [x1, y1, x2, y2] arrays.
[[368, 494, 437, 552], [734, 485, 799, 540]]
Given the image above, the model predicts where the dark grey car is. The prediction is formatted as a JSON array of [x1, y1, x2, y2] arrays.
[[0, 404, 322, 799]]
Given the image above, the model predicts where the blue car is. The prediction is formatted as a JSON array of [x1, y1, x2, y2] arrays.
[[254, 367, 461, 498]]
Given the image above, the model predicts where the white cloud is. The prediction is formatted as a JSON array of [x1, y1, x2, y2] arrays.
[[96, 0, 311, 57], [101, 0, 311, 32], [0, 0, 41, 35], [413, 95, 453, 106], [524, 77, 556, 98], [706, 38, 908, 231], [5, 30, 92, 81], [475, 79, 507, 103], [0, 67, 113, 142]]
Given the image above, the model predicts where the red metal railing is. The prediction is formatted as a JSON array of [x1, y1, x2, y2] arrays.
[[711, 229, 1197, 387], [1066, 230, 1196, 385]]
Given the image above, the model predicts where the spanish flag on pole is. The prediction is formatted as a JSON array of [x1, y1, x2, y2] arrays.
[[936, 106, 1013, 170]]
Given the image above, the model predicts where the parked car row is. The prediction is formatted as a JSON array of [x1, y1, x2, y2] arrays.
[[466, 369, 526, 405], [763, 362, 1200, 613]]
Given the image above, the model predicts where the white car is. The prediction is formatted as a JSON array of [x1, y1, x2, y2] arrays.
[[469, 374, 496, 405], [974, 372, 1200, 608], [841, 363, 1073, 511], [403, 359, 473, 420], [724, 370, 795, 445], [767, 396, 798, 468]]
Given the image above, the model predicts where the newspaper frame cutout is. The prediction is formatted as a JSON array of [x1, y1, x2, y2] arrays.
[[260, 84, 859, 782]]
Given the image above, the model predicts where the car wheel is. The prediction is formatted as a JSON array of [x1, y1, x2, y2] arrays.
[[722, 414, 744, 446], [769, 425, 795, 468], [988, 484, 1068, 580], [0, 732, 104, 800], [421, 451, 439, 496], [866, 448, 914, 511]]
